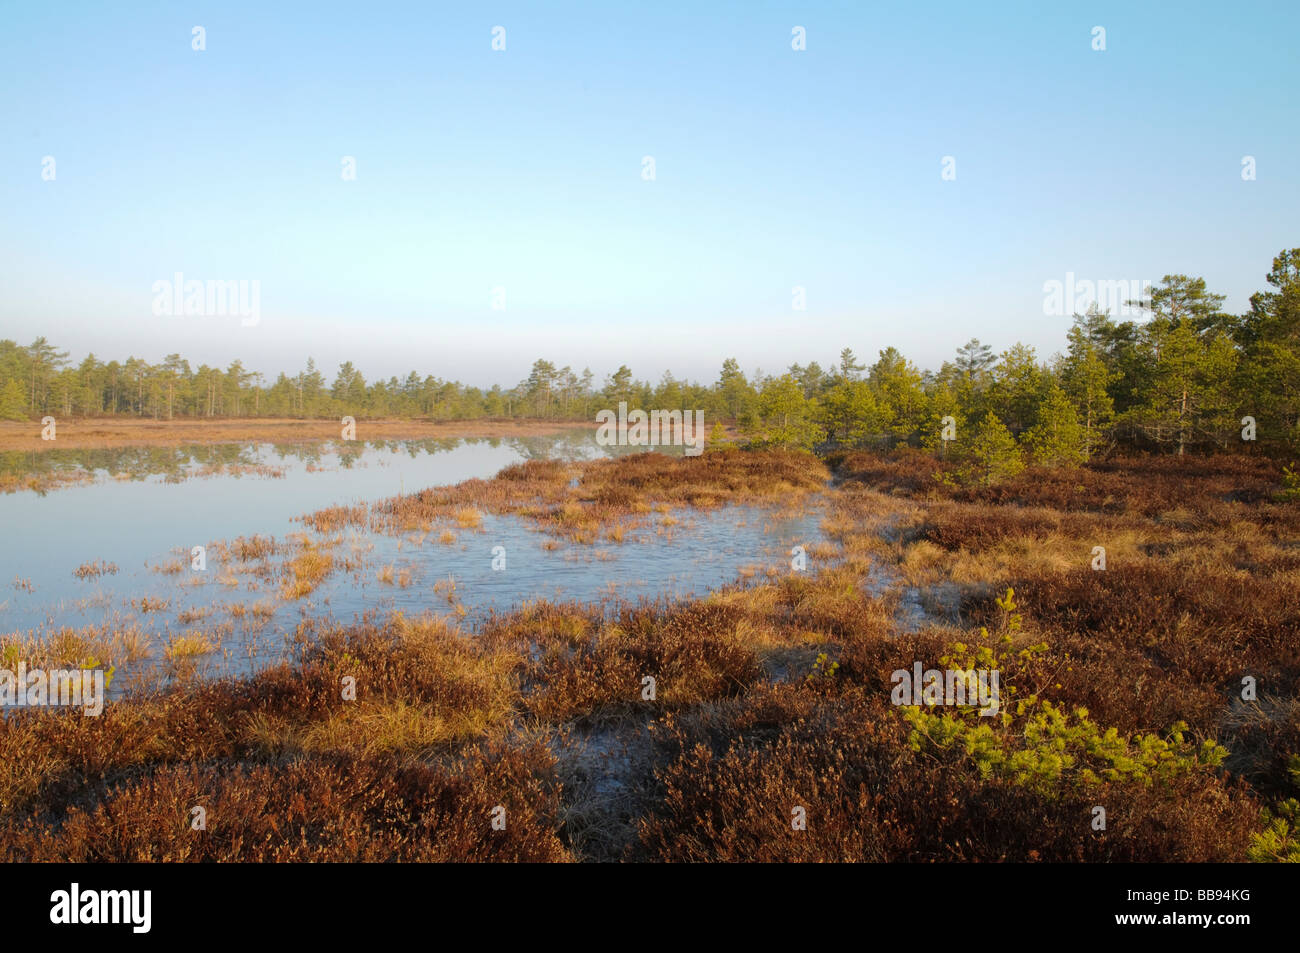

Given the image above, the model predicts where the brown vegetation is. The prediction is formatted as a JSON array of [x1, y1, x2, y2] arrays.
[[364, 449, 827, 543], [0, 416, 591, 453], [4, 450, 1296, 861]]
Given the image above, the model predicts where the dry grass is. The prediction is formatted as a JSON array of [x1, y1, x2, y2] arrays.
[[298, 504, 368, 534], [0, 416, 591, 453], [279, 545, 334, 600], [72, 560, 118, 580], [455, 507, 484, 529], [0, 468, 95, 494], [3, 449, 1294, 862], [837, 450, 1300, 775], [164, 633, 215, 660], [356, 449, 829, 544]]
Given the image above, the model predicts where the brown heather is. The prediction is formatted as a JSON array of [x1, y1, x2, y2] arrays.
[[2, 449, 1295, 861], [638, 685, 1257, 862], [363, 449, 827, 542]]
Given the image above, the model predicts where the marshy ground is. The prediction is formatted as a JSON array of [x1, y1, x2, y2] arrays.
[[2, 448, 1298, 862], [0, 416, 593, 454]]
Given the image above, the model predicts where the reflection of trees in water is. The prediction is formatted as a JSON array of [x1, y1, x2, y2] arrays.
[[0, 443, 264, 483], [513, 429, 687, 461], [506, 430, 609, 460], [262, 438, 464, 466], [602, 442, 685, 459], [0, 430, 617, 484], [269, 441, 325, 466]]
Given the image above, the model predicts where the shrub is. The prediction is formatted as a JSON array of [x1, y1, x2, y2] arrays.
[[945, 412, 1025, 486]]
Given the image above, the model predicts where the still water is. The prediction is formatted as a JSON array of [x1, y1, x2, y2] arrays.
[[0, 432, 824, 687]]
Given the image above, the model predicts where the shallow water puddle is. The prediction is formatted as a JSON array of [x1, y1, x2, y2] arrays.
[[1, 433, 825, 691]]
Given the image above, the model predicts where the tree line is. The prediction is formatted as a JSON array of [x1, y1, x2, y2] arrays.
[[3, 248, 1297, 463]]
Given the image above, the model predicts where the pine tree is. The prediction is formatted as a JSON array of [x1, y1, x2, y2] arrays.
[[954, 411, 1024, 485], [716, 358, 755, 420], [954, 338, 995, 384], [744, 373, 823, 450], [1237, 249, 1300, 445], [1061, 319, 1117, 458], [1023, 383, 1087, 467], [1130, 274, 1229, 335], [0, 378, 27, 421], [819, 378, 882, 446], [603, 365, 634, 408], [25, 337, 69, 412], [1125, 320, 1236, 454], [705, 420, 732, 451], [986, 343, 1043, 436], [919, 382, 961, 453], [837, 347, 865, 381], [869, 347, 927, 441]]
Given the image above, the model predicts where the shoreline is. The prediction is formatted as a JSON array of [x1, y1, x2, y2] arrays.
[[0, 416, 593, 453]]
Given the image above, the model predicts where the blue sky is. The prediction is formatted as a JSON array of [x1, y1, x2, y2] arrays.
[[2, 1, 1297, 387]]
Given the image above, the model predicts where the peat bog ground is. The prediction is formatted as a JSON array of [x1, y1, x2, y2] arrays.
[[2, 447, 1298, 862]]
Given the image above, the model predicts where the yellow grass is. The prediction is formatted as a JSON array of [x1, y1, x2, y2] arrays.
[[165, 633, 214, 659], [280, 547, 334, 599], [454, 507, 484, 529]]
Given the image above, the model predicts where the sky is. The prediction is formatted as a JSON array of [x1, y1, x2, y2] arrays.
[[1, 0, 1297, 389]]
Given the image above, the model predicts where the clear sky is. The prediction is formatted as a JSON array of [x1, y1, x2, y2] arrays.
[[2, 1, 1297, 388]]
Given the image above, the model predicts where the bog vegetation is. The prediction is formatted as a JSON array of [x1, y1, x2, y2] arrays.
[[3, 446, 1299, 862]]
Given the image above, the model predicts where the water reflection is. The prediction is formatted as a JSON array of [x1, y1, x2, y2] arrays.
[[0, 429, 621, 494], [1, 432, 821, 693]]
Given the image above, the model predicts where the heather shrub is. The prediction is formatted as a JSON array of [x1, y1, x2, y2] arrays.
[[2, 742, 569, 862]]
